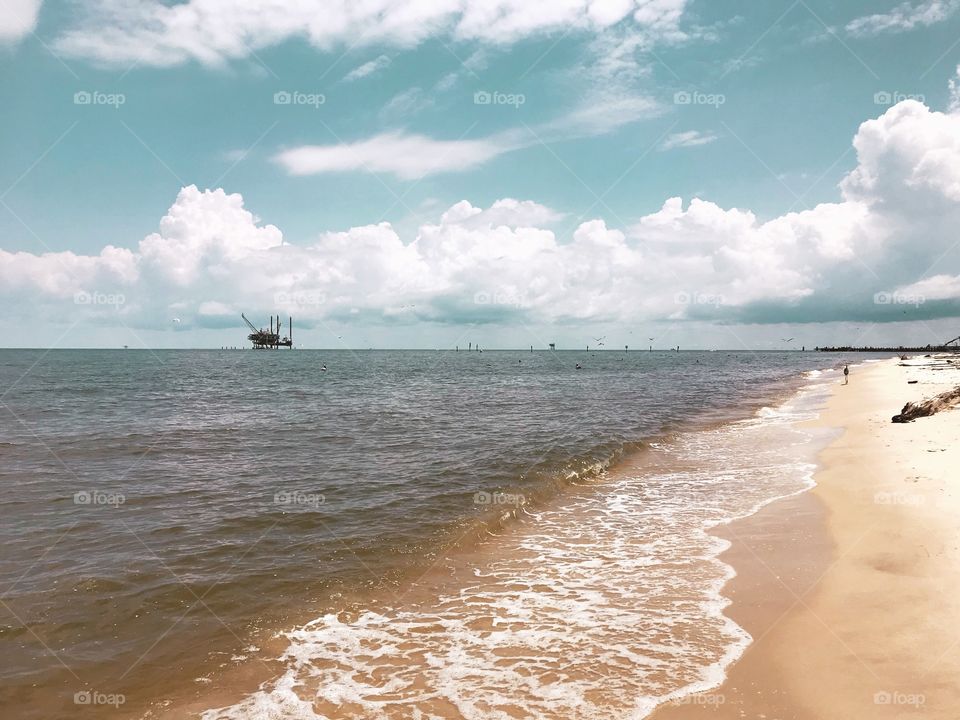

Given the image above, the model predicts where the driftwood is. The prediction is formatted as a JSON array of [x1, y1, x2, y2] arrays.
[[892, 386, 960, 423]]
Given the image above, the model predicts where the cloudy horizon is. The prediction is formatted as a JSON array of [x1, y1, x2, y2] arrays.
[[3, 1, 960, 349]]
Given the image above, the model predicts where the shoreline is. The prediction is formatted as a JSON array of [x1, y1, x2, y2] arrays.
[[148, 368, 836, 719], [142, 379, 818, 717], [19, 352, 949, 718], [653, 355, 960, 719]]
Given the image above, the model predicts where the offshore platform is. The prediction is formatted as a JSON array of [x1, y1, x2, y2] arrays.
[[242, 313, 293, 349]]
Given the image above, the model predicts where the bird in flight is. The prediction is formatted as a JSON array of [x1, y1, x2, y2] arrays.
[[781, 337, 794, 342]]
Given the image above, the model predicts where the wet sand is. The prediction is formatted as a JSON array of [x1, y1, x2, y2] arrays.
[[654, 355, 960, 719]]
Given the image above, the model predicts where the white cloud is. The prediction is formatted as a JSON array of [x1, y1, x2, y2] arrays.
[[379, 88, 435, 121], [841, 99, 960, 205], [949, 65, 960, 112], [271, 84, 662, 179], [544, 94, 662, 139], [6, 99, 960, 328], [53, 0, 691, 67], [273, 132, 516, 180], [136, 185, 282, 287], [0, 0, 42, 43], [289, 26, 665, 183], [895, 274, 960, 300], [660, 130, 718, 151], [342, 54, 391, 82], [846, 0, 959, 37], [440, 199, 567, 227], [540, 27, 662, 139]]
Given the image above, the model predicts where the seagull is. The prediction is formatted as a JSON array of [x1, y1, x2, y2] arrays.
[[781, 337, 794, 342]]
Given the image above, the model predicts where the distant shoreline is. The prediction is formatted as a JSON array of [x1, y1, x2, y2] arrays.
[[0, 347, 889, 352]]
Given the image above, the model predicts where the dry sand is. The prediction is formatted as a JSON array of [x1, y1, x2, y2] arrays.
[[653, 355, 960, 719]]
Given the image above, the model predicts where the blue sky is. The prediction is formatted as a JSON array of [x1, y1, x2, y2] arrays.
[[3, 0, 960, 349]]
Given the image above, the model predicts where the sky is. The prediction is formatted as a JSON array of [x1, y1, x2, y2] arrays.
[[3, 0, 960, 350]]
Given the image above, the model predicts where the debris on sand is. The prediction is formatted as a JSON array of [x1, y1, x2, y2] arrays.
[[892, 386, 960, 423]]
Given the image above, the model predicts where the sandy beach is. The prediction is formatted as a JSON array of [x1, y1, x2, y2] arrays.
[[101, 357, 960, 720], [654, 355, 960, 719]]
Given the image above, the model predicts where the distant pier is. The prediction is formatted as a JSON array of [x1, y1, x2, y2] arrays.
[[816, 344, 960, 353], [816, 334, 960, 353]]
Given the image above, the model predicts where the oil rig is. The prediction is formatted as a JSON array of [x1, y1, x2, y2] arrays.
[[242, 313, 293, 349]]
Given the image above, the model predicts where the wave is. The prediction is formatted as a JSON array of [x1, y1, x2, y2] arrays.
[[200, 374, 835, 720]]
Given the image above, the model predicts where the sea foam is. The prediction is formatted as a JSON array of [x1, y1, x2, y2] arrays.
[[203, 377, 835, 720]]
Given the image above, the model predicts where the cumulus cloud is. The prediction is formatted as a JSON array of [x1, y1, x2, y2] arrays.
[[0, 0, 42, 43], [845, 0, 960, 37], [53, 0, 690, 67], [949, 65, 960, 112], [5, 100, 960, 329], [660, 130, 718, 151], [441, 199, 567, 227]]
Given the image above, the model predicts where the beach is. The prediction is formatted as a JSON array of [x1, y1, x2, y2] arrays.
[[5, 351, 958, 719], [654, 355, 960, 719], [0, 349, 850, 719], [8, 2, 960, 715]]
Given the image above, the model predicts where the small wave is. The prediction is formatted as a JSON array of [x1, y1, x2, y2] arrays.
[[202, 381, 832, 720]]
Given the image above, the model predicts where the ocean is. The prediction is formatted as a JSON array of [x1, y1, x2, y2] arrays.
[[0, 349, 880, 718]]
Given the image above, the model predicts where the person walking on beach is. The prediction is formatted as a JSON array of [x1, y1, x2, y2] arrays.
[[843, 365, 849, 385]]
